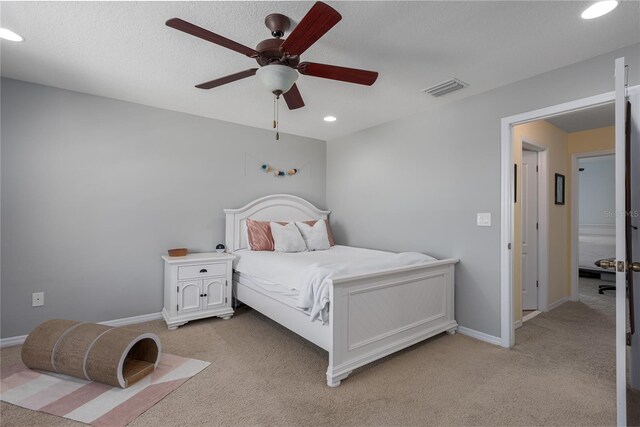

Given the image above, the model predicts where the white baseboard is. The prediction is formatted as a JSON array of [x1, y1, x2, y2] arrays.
[[514, 320, 523, 329], [514, 309, 542, 330], [545, 296, 569, 312], [457, 326, 502, 346], [101, 312, 163, 328], [0, 312, 162, 348], [0, 335, 28, 348], [522, 310, 542, 322]]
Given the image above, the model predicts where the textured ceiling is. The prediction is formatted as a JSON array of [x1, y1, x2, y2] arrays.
[[546, 102, 615, 133], [1, 1, 639, 140]]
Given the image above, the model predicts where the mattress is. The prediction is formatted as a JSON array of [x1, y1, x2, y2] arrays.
[[579, 234, 615, 271], [234, 271, 307, 314], [233, 245, 437, 322], [233, 245, 433, 289]]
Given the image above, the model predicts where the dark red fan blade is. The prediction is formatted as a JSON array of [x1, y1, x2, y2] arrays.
[[195, 69, 258, 89], [298, 62, 378, 86], [283, 84, 305, 110], [166, 18, 258, 58], [280, 2, 342, 56]]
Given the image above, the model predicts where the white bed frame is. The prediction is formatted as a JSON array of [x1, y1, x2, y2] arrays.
[[578, 224, 615, 272], [225, 194, 459, 387]]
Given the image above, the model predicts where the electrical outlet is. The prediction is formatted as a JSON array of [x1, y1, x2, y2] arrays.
[[32, 292, 44, 307]]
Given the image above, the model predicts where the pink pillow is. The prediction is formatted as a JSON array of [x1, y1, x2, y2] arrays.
[[246, 219, 335, 251], [246, 219, 279, 251]]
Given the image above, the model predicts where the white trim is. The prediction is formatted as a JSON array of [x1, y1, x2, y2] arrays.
[[545, 296, 569, 312], [500, 85, 640, 349], [516, 310, 542, 329], [457, 326, 502, 346], [100, 312, 163, 327], [500, 117, 515, 348], [0, 335, 28, 348], [578, 223, 615, 235], [570, 150, 615, 301], [514, 320, 523, 329], [0, 312, 162, 348], [522, 310, 542, 323]]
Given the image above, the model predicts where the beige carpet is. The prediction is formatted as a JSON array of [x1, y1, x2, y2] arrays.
[[2, 279, 639, 426]]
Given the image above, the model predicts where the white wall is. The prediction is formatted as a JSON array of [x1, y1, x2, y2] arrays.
[[0, 78, 326, 338], [578, 156, 615, 225], [327, 44, 640, 337]]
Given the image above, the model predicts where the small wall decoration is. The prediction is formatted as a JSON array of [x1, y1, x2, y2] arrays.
[[261, 164, 298, 177], [555, 173, 565, 205]]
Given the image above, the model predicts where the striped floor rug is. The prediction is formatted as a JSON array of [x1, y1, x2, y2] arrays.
[[1, 353, 209, 426]]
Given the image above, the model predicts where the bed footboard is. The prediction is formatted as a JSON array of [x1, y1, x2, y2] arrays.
[[327, 259, 458, 387]]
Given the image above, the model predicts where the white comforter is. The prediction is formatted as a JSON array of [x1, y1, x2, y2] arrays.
[[234, 245, 436, 323], [579, 234, 615, 270]]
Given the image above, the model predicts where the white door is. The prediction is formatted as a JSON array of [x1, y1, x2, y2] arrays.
[[630, 82, 640, 395], [598, 57, 638, 426], [203, 278, 226, 310], [178, 280, 202, 314], [613, 56, 630, 426], [521, 150, 539, 310]]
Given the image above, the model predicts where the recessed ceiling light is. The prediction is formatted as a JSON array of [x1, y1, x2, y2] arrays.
[[323, 116, 337, 122], [0, 28, 24, 42], [581, 1, 618, 19]]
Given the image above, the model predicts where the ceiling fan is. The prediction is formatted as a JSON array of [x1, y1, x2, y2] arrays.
[[166, 1, 379, 110]]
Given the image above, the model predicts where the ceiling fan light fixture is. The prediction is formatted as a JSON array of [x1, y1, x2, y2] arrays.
[[256, 64, 299, 96], [581, 1, 618, 19]]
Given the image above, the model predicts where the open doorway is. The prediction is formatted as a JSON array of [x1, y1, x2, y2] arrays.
[[507, 101, 620, 421], [512, 103, 615, 333], [501, 69, 639, 423], [576, 154, 616, 300]]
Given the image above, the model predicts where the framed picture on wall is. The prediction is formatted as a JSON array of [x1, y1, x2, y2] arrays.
[[555, 173, 565, 205]]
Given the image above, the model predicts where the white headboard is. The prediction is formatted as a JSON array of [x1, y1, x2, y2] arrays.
[[224, 194, 330, 253]]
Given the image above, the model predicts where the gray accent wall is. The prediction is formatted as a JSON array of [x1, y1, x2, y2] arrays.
[[327, 44, 640, 338], [1, 78, 326, 338]]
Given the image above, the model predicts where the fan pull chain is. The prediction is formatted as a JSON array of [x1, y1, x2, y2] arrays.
[[272, 95, 280, 140], [273, 95, 277, 129]]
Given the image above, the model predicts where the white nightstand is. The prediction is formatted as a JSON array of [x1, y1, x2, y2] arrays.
[[162, 252, 235, 330]]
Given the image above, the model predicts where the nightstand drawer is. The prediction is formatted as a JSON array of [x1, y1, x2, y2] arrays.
[[178, 263, 226, 280]]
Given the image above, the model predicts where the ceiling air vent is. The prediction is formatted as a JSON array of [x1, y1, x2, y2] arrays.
[[422, 78, 468, 97]]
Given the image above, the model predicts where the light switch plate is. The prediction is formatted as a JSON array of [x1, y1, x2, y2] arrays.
[[477, 213, 492, 227], [32, 292, 44, 307]]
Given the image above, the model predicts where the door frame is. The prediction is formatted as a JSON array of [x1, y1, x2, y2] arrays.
[[500, 89, 627, 349], [520, 139, 549, 314], [570, 149, 615, 302]]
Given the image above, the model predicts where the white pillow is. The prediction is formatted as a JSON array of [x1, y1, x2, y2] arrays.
[[270, 222, 307, 253], [295, 220, 330, 251], [243, 221, 253, 250]]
